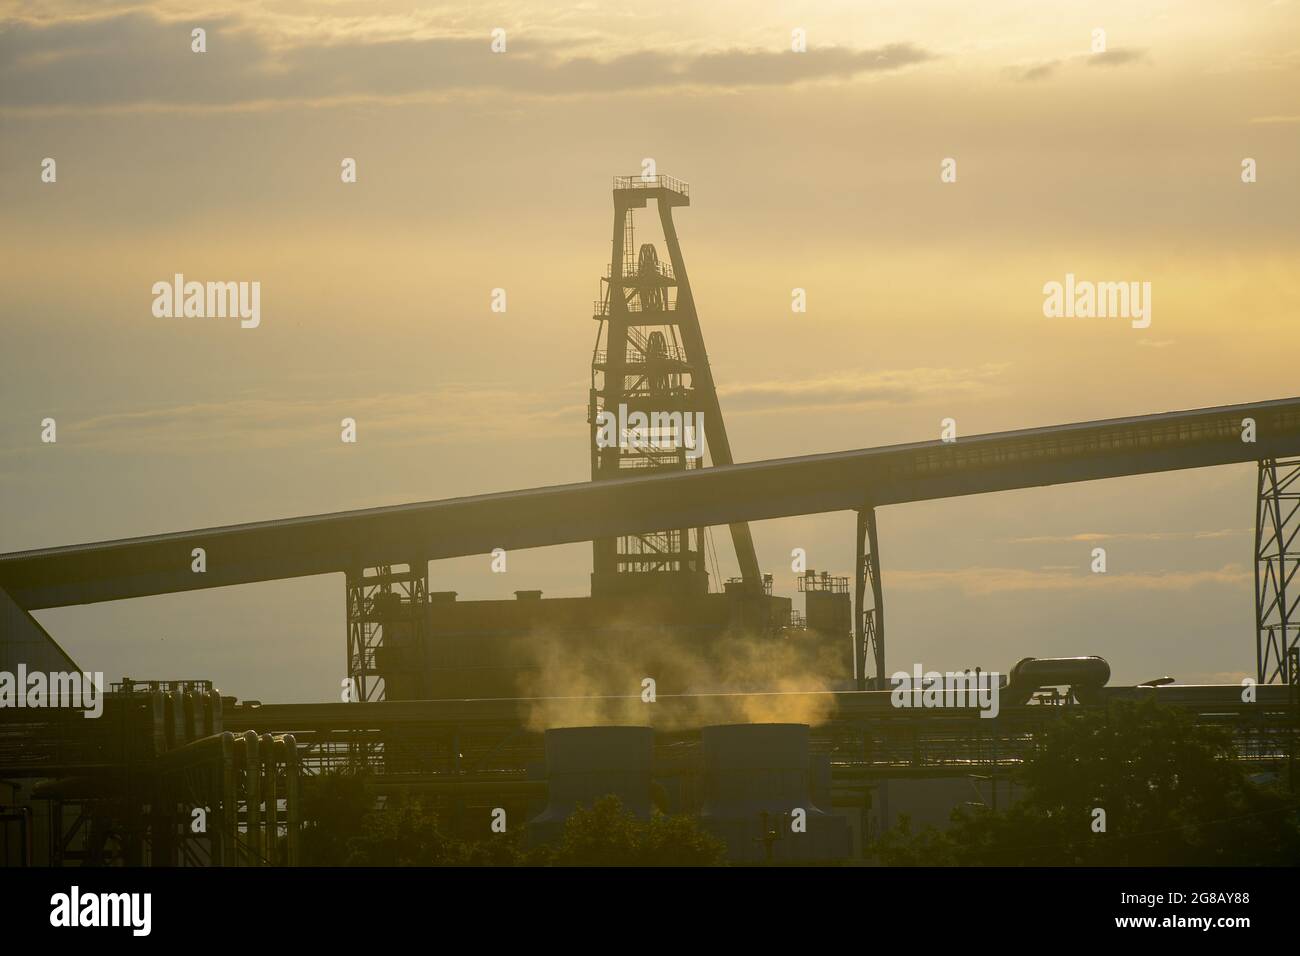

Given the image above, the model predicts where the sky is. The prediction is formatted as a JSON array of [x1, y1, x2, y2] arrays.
[[1, 0, 1298, 702]]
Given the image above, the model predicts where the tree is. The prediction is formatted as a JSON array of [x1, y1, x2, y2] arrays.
[[345, 794, 460, 866], [299, 769, 373, 866], [874, 699, 1300, 866], [300, 773, 527, 866], [548, 796, 728, 866], [296, 777, 726, 867], [874, 813, 958, 867]]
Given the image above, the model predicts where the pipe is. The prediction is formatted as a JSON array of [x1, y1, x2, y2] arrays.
[[220, 732, 237, 866], [261, 733, 277, 865], [277, 734, 300, 867], [1097, 683, 1292, 707], [241, 731, 260, 866]]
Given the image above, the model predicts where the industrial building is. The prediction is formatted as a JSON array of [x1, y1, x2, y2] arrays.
[[3, 175, 1300, 866]]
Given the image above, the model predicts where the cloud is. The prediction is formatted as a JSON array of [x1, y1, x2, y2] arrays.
[[1175, 670, 1253, 685], [1085, 47, 1148, 68], [1007, 48, 1146, 81], [0, 11, 936, 112], [889, 564, 1249, 595], [1010, 60, 1060, 82], [718, 364, 1007, 414], [0, 365, 1002, 459], [1006, 529, 1245, 544], [0, 385, 584, 456]]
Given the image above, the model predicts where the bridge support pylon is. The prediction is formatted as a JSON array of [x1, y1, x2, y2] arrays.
[[855, 505, 885, 690], [1256, 459, 1300, 683]]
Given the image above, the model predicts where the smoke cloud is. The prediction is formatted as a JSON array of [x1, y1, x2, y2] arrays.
[[509, 615, 845, 732]]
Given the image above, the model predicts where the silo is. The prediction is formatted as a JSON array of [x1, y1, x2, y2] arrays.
[[699, 723, 850, 864], [527, 726, 654, 844]]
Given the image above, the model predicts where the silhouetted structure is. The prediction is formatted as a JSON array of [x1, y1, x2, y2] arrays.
[[590, 174, 760, 597], [4, 176, 1300, 867]]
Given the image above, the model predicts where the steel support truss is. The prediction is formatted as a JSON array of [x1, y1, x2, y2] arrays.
[[345, 562, 428, 704], [855, 505, 885, 690], [1256, 459, 1300, 683]]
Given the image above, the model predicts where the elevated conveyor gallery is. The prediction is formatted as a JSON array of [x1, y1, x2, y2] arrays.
[[1, 397, 1297, 610]]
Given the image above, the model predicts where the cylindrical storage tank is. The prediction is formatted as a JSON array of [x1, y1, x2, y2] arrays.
[[527, 726, 654, 845], [182, 690, 197, 743], [150, 691, 167, 755], [170, 691, 186, 747], [1007, 656, 1110, 705], [209, 689, 224, 734], [699, 723, 850, 865], [702, 723, 812, 814]]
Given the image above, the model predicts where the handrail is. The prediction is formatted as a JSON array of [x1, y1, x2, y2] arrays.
[[612, 174, 689, 197]]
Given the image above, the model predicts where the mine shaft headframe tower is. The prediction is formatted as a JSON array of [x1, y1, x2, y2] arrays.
[[589, 174, 762, 596], [1256, 458, 1300, 683]]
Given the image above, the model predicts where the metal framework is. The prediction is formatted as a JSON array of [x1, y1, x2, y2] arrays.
[[4, 682, 302, 866], [855, 506, 886, 689], [7, 398, 1300, 612], [345, 563, 428, 703], [1256, 459, 1300, 683], [221, 689, 1300, 784], [41, 731, 301, 867], [8, 680, 1297, 865], [589, 174, 761, 595]]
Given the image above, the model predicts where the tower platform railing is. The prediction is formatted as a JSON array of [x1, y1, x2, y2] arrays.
[[612, 174, 690, 197]]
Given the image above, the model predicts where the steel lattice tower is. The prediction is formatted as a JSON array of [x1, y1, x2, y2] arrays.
[[1256, 458, 1300, 683], [345, 562, 427, 704], [588, 174, 761, 596]]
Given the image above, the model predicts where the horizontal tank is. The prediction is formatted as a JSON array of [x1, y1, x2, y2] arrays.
[[1006, 656, 1110, 705]]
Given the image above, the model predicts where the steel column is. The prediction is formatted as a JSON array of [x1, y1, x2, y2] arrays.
[[1256, 459, 1300, 683], [855, 505, 885, 689]]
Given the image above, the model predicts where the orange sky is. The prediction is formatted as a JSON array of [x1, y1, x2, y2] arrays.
[[2, 0, 1298, 699]]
